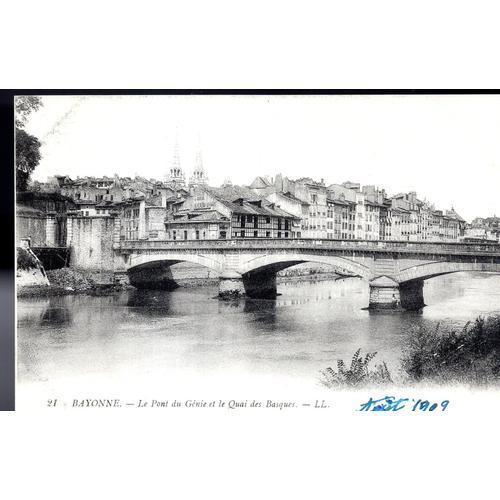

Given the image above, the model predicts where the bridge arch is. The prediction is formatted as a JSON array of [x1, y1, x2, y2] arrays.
[[127, 252, 225, 274], [238, 252, 373, 281], [397, 261, 500, 283]]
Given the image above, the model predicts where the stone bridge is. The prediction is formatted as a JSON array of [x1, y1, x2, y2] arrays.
[[114, 239, 500, 310]]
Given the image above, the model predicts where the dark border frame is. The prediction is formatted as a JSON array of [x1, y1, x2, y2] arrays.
[[0, 91, 15, 411], [1, 89, 498, 411]]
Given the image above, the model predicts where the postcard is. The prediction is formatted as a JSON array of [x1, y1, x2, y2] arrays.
[[12, 93, 500, 417]]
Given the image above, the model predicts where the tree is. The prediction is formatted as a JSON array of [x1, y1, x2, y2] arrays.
[[16, 129, 41, 191], [15, 96, 42, 128], [15, 96, 43, 191]]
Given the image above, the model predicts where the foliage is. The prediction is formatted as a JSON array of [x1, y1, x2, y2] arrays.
[[321, 315, 500, 389], [16, 129, 42, 191], [17, 247, 40, 271], [401, 316, 500, 386], [15, 96, 43, 191], [15, 96, 43, 129], [319, 348, 392, 388]]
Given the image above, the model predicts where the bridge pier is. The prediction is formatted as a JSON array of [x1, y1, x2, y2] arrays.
[[128, 264, 179, 290], [399, 280, 425, 310], [218, 270, 245, 299], [243, 270, 278, 299], [369, 277, 425, 311], [218, 270, 278, 299]]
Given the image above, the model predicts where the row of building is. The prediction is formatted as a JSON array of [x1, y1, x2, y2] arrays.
[[21, 162, 483, 246], [464, 216, 500, 242]]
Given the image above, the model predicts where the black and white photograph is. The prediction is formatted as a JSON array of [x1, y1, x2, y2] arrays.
[[14, 93, 500, 410], [3, 1, 500, 497]]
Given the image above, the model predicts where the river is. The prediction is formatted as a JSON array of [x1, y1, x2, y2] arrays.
[[16, 272, 500, 405]]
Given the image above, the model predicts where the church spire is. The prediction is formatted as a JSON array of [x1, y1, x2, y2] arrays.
[[166, 128, 185, 188], [189, 133, 208, 187]]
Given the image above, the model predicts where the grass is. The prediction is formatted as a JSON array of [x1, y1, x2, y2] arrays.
[[319, 348, 392, 388], [321, 315, 500, 388], [401, 316, 500, 386]]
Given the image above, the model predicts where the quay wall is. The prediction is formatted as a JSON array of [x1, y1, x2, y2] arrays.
[[67, 216, 116, 283]]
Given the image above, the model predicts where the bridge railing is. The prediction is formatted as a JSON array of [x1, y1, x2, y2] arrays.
[[115, 238, 500, 255]]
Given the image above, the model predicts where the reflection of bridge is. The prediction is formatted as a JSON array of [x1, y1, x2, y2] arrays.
[[115, 239, 500, 310]]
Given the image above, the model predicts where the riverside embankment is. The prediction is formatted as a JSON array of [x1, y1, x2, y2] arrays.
[[16, 261, 345, 298]]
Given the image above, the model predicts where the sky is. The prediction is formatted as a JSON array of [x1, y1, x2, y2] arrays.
[[22, 94, 500, 221]]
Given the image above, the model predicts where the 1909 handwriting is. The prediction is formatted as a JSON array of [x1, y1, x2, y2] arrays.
[[359, 396, 449, 412]]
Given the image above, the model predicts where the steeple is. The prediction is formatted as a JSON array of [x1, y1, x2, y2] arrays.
[[166, 129, 185, 188], [189, 137, 208, 187]]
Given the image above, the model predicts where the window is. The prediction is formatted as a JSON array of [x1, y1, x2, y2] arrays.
[[196, 230, 200, 240], [173, 231, 176, 240], [266, 231, 270, 237], [241, 230, 245, 238], [277, 231, 281, 238], [219, 231, 226, 239], [254, 230, 258, 238], [266, 217, 270, 224], [184, 230, 188, 240], [285, 232, 289, 238]]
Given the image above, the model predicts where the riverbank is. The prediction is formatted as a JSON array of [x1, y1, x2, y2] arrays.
[[16, 267, 350, 298], [17, 268, 132, 298]]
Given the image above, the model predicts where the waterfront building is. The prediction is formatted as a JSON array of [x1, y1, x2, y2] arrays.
[[252, 174, 328, 238], [74, 199, 98, 217], [165, 209, 230, 241], [16, 191, 76, 247], [326, 196, 356, 239], [278, 176, 328, 239], [16, 204, 53, 247], [328, 182, 371, 239], [227, 198, 299, 239], [117, 195, 167, 241], [265, 191, 307, 238], [60, 175, 125, 204], [165, 184, 299, 240], [465, 217, 500, 242]]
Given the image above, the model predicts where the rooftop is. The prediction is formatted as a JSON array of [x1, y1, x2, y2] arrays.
[[167, 209, 229, 224]]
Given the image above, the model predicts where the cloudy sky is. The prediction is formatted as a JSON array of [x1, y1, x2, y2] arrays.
[[23, 94, 500, 221]]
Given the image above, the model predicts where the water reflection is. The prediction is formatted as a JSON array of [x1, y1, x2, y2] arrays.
[[41, 298, 73, 326], [16, 272, 500, 389]]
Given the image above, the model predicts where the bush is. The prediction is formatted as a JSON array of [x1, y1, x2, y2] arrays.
[[401, 316, 500, 386], [321, 315, 500, 389], [319, 349, 392, 388], [17, 247, 39, 271]]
